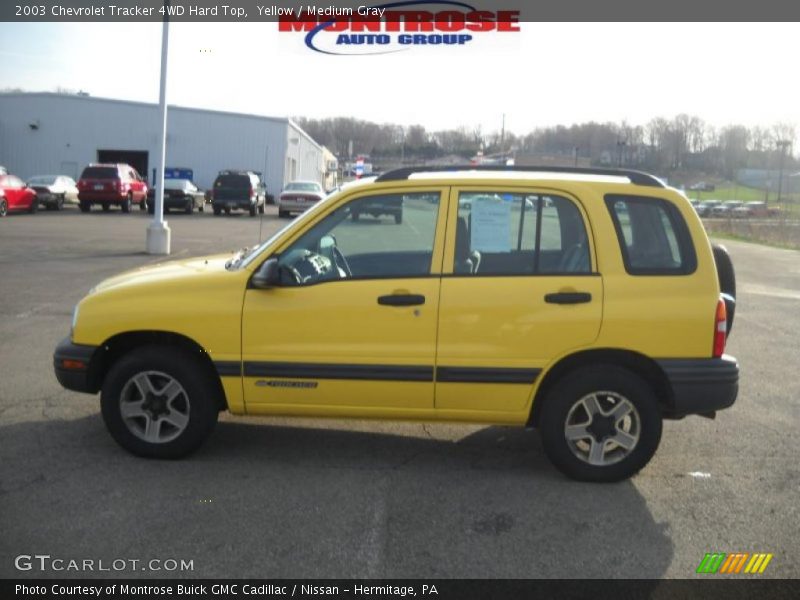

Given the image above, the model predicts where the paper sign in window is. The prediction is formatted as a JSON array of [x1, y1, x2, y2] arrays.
[[470, 199, 512, 252]]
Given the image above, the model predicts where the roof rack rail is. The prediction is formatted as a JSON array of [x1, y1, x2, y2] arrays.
[[375, 165, 665, 188]]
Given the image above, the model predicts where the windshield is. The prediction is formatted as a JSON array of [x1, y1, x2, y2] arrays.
[[28, 176, 57, 185], [285, 182, 321, 192], [237, 189, 341, 270], [164, 179, 193, 190], [215, 174, 250, 188]]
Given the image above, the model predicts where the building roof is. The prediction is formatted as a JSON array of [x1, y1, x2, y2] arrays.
[[0, 92, 321, 144]]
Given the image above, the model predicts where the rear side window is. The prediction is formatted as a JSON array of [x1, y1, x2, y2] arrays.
[[605, 195, 696, 275], [80, 167, 117, 179], [454, 192, 591, 276]]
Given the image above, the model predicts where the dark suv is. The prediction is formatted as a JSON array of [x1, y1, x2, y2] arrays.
[[77, 164, 148, 213], [211, 170, 266, 217]]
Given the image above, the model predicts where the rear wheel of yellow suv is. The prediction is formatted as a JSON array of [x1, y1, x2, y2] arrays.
[[100, 346, 219, 458], [539, 365, 663, 482]]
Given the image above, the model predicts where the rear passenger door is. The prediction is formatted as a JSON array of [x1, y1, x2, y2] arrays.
[[435, 187, 603, 415]]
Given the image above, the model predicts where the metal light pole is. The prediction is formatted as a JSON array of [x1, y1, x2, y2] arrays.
[[147, 2, 172, 254]]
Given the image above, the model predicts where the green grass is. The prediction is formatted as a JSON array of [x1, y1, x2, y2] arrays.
[[689, 184, 800, 204]]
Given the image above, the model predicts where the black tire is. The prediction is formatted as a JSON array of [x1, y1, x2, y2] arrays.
[[102, 202, 111, 212], [249, 204, 257, 217], [258, 203, 265, 214], [79, 200, 91, 213], [224, 206, 231, 215], [278, 209, 289, 218], [139, 196, 147, 211], [213, 205, 222, 216], [711, 244, 736, 334], [0, 199, 7, 217], [185, 199, 193, 214], [29, 198, 38, 214], [394, 212, 402, 225], [56, 194, 65, 211], [199, 203, 204, 213], [101, 346, 219, 459], [539, 365, 662, 482], [121, 194, 132, 213]]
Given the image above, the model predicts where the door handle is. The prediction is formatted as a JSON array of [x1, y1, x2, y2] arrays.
[[378, 294, 426, 307], [544, 292, 592, 304]]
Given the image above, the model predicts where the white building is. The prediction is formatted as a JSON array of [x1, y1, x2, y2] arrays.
[[0, 92, 324, 195]]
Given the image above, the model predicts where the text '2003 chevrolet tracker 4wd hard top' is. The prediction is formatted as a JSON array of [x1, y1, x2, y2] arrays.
[[54, 166, 739, 482]]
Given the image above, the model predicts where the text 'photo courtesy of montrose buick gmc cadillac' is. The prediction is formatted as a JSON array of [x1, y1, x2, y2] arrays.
[[53, 166, 739, 482]]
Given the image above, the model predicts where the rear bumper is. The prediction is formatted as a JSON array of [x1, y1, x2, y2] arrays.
[[78, 192, 126, 203], [213, 198, 254, 210], [658, 355, 739, 417], [53, 336, 100, 394]]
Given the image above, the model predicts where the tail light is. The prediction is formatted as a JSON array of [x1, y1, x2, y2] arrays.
[[713, 297, 727, 358]]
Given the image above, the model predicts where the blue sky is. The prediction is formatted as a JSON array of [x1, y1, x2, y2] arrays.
[[1, 21, 798, 138]]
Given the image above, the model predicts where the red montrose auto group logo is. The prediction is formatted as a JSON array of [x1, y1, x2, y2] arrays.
[[278, 1, 520, 55]]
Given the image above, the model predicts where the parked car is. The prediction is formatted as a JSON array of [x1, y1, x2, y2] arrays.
[[712, 201, 743, 217], [211, 170, 266, 217], [731, 201, 769, 218], [689, 182, 715, 192], [27, 175, 79, 210], [695, 200, 721, 217], [278, 181, 326, 218], [77, 164, 148, 213], [146, 179, 205, 214], [0, 172, 38, 216], [54, 165, 738, 482]]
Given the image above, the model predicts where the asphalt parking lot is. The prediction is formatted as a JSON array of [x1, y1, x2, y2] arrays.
[[1, 205, 798, 579]]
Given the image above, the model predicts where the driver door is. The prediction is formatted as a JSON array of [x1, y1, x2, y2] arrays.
[[241, 188, 447, 414]]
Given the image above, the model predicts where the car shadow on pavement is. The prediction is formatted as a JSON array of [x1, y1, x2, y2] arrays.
[[0, 416, 672, 581]]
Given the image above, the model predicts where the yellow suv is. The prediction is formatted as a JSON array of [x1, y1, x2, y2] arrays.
[[54, 166, 738, 482]]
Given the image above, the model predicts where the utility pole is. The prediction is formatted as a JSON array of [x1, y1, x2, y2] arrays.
[[500, 113, 505, 156], [776, 139, 791, 205], [147, 0, 171, 255], [617, 140, 627, 167]]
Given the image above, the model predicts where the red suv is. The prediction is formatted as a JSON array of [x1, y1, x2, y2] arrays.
[[0, 173, 38, 216], [77, 163, 148, 213]]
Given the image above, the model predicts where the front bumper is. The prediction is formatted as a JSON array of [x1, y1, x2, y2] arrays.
[[53, 336, 100, 394], [279, 198, 320, 212], [658, 355, 739, 417]]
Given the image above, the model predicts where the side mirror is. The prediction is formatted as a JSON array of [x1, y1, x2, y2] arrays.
[[251, 257, 281, 289]]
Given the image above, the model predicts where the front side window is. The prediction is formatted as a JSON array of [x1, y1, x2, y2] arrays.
[[454, 192, 590, 275], [605, 195, 697, 275], [277, 192, 440, 285]]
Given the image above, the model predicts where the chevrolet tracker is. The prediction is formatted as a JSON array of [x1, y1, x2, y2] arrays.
[[54, 166, 739, 482]]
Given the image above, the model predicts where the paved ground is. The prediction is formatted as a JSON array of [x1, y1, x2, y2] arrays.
[[0, 205, 798, 579]]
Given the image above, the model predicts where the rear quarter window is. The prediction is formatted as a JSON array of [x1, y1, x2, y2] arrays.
[[605, 194, 697, 275]]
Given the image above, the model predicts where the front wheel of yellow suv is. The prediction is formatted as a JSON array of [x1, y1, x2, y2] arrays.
[[100, 346, 219, 458], [539, 366, 662, 482]]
